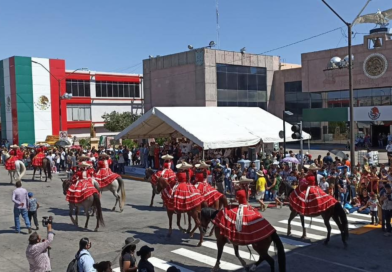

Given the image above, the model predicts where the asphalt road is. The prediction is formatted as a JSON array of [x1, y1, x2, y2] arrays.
[[0, 167, 391, 272]]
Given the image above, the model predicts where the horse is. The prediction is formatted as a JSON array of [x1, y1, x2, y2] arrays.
[[200, 207, 286, 272], [32, 158, 52, 182], [62, 179, 105, 232], [3, 152, 26, 184], [279, 181, 349, 246], [99, 177, 126, 212], [156, 176, 203, 246], [145, 168, 160, 207]]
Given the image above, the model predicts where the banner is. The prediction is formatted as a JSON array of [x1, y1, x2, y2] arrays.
[[350, 105, 392, 121]]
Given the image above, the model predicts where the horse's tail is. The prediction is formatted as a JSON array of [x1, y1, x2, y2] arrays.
[[271, 231, 286, 272], [46, 159, 52, 180], [17, 161, 26, 181], [334, 203, 349, 240], [93, 193, 105, 227], [117, 177, 126, 209]]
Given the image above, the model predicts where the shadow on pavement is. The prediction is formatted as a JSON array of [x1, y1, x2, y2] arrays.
[[127, 204, 165, 212], [0, 182, 15, 186], [53, 222, 94, 232]]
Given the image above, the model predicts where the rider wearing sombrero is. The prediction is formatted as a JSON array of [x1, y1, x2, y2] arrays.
[[32, 146, 46, 167], [70, 154, 95, 183], [151, 154, 176, 187], [289, 163, 338, 215], [9, 145, 24, 160], [212, 177, 276, 245], [172, 162, 204, 212], [66, 162, 99, 203], [4, 150, 18, 171], [94, 152, 121, 189], [194, 161, 223, 207]]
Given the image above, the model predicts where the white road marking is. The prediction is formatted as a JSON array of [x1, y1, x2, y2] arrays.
[[172, 248, 242, 270], [279, 236, 310, 247], [295, 216, 357, 229], [350, 212, 372, 219], [274, 226, 325, 241], [279, 220, 341, 234], [202, 241, 259, 260]]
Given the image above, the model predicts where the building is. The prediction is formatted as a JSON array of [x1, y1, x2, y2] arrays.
[[0, 56, 143, 144], [270, 28, 392, 146], [143, 48, 281, 111]]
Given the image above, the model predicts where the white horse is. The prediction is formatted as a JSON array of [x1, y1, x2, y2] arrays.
[[99, 177, 126, 212], [3, 152, 26, 184]]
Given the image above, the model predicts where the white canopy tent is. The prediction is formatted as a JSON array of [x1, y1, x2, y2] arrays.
[[115, 107, 311, 150]]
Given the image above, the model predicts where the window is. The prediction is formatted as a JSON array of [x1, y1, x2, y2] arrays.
[[216, 64, 267, 109], [67, 105, 91, 121], [284, 81, 302, 93], [95, 81, 141, 98], [65, 80, 91, 97]]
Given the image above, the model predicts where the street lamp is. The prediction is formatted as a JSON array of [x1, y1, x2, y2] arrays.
[[321, 0, 371, 168], [31, 60, 88, 133], [283, 110, 293, 156]]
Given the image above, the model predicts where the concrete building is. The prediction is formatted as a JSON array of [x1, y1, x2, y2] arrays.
[[270, 29, 392, 145], [0, 56, 143, 144], [143, 48, 280, 111]]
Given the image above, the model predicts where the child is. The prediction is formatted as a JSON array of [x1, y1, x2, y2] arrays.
[[319, 176, 329, 194], [292, 180, 298, 190], [368, 192, 379, 226], [328, 183, 335, 196], [28, 192, 39, 230]]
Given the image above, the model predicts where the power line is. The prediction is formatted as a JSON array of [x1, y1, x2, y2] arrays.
[[260, 27, 342, 55]]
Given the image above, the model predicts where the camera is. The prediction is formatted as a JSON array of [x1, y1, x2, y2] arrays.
[[42, 216, 53, 227]]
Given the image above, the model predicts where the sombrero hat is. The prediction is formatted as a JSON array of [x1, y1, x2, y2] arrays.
[[238, 176, 254, 184], [256, 170, 264, 177], [363, 165, 370, 172], [161, 154, 173, 160], [176, 161, 193, 170], [78, 161, 90, 168], [303, 163, 319, 170], [78, 155, 90, 160], [195, 161, 210, 169], [10, 145, 18, 149], [121, 237, 140, 254], [99, 152, 110, 158]]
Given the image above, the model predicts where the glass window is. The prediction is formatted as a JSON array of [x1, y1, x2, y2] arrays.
[[101, 82, 107, 97], [85, 82, 90, 97], [67, 108, 72, 121], [248, 74, 257, 91], [238, 89, 248, 102], [227, 89, 238, 102], [130, 84, 135, 97], [85, 107, 91, 120], [257, 91, 267, 102], [124, 84, 130, 97], [257, 75, 266, 91], [79, 107, 85, 120], [78, 81, 85, 96], [135, 84, 140, 97], [216, 64, 227, 72], [72, 107, 78, 120], [119, 84, 124, 97], [66, 81, 72, 93], [107, 83, 113, 97], [67, 105, 91, 121], [284, 81, 302, 93], [238, 74, 247, 90], [72, 82, 78, 96], [113, 83, 119, 97], [227, 74, 238, 90], [217, 72, 227, 90]]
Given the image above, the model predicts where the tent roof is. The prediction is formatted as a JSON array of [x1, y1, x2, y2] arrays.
[[115, 107, 311, 150]]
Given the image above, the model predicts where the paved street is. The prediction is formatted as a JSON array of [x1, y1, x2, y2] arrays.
[[0, 166, 391, 272]]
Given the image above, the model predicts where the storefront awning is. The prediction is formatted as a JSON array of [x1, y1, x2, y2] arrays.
[[115, 107, 311, 150]]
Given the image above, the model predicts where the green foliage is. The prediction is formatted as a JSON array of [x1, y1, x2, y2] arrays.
[[155, 137, 168, 146], [102, 111, 140, 132], [79, 138, 90, 148], [122, 139, 138, 149]]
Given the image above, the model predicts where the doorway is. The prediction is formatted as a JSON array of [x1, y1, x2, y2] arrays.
[[371, 124, 390, 147]]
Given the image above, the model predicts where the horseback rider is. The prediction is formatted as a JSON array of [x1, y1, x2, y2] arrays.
[[32, 146, 46, 168], [194, 161, 222, 207], [4, 150, 19, 171], [94, 153, 121, 190], [66, 162, 99, 204], [212, 177, 276, 245], [289, 163, 338, 215], [151, 154, 176, 188], [171, 162, 204, 212], [9, 145, 24, 160]]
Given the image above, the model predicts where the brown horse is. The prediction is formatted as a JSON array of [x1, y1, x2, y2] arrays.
[[200, 207, 286, 272], [156, 176, 204, 246], [62, 179, 105, 231], [144, 168, 161, 207], [279, 181, 349, 246], [32, 158, 52, 182]]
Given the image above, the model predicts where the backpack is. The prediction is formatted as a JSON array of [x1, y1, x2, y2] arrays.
[[66, 253, 87, 272]]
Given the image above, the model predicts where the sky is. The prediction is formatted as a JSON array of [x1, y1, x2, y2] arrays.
[[0, 0, 390, 74]]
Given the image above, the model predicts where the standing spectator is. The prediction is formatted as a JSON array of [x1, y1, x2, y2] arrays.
[[368, 192, 379, 226], [137, 245, 155, 272], [223, 163, 231, 194], [123, 147, 130, 166], [76, 237, 96, 272], [12, 181, 31, 234], [120, 237, 139, 272], [247, 162, 257, 181], [118, 153, 125, 174], [319, 176, 329, 194], [323, 152, 333, 165], [60, 148, 66, 171], [26, 218, 54, 272], [338, 173, 349, 206], [93, 261, 112, 272], [255, 170, 267, 211], [55, 152, 60, 173], [28, 192, 39, 230], [148, 143, 155, 168], [380, 184, 392, 236], [143, 144, 149, 168]]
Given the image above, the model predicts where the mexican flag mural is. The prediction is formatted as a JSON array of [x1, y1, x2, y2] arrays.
[[0, 56, 66, 144]]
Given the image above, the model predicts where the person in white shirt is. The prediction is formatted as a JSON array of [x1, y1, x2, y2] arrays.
[[319, 176, 329, 193]]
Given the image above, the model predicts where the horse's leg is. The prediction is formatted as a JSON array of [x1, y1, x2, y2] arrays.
[[299, 214, 307, 239], [44, 167, 48, 182], [10, 172, 13, 184], [177, 212, 186, 233], [150, 190, 155, 207], [187, 213, 192, 234], [287, 209, 297, 236], [332, 212, 346, 246], [213, 236, 226, 272], [167, 210, 173, 237], [75, 207, 79, 227], [69, 205, 78, 226], [322, 213, 332, 245], [32, 168, 36, 181], [85, 208, 90, 229], [111, 188, 119, 211], [207, 225, 215, 237], [233, 244, 247, 267]]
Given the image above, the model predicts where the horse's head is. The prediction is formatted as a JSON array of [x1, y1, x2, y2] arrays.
[[200, 207, 219, 234], [144, 167, 154, 181], [61, 179, 71, 196], [3, 151, 10, 160], [278, 180, 294, 200]]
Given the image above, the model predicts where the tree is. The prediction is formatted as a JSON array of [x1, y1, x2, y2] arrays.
[[102, 111, 140, 132]]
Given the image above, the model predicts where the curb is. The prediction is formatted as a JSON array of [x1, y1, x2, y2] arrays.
[[121, 174, 145, 181]]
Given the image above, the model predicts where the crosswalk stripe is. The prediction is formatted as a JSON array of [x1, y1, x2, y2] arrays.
[[295, 216, 357, 229], [113, 268, 120, 272], [112, 257, 195, 272], [172, 248, 242, 270], [279, 220, 341, 234], [345, 216, 369, 223], [350, 212, 372, 218], [279, 237, 310, 247], [202, 241, 259, 260], [274, 226, 325, 240]]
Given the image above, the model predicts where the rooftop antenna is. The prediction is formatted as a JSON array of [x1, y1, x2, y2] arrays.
[[216, 0, 220, 48]]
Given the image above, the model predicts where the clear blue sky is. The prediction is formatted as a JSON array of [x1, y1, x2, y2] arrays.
[[0, 0, 389, 74]]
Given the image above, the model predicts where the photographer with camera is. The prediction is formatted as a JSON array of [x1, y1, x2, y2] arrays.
[[26, 216, 54, 272]]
